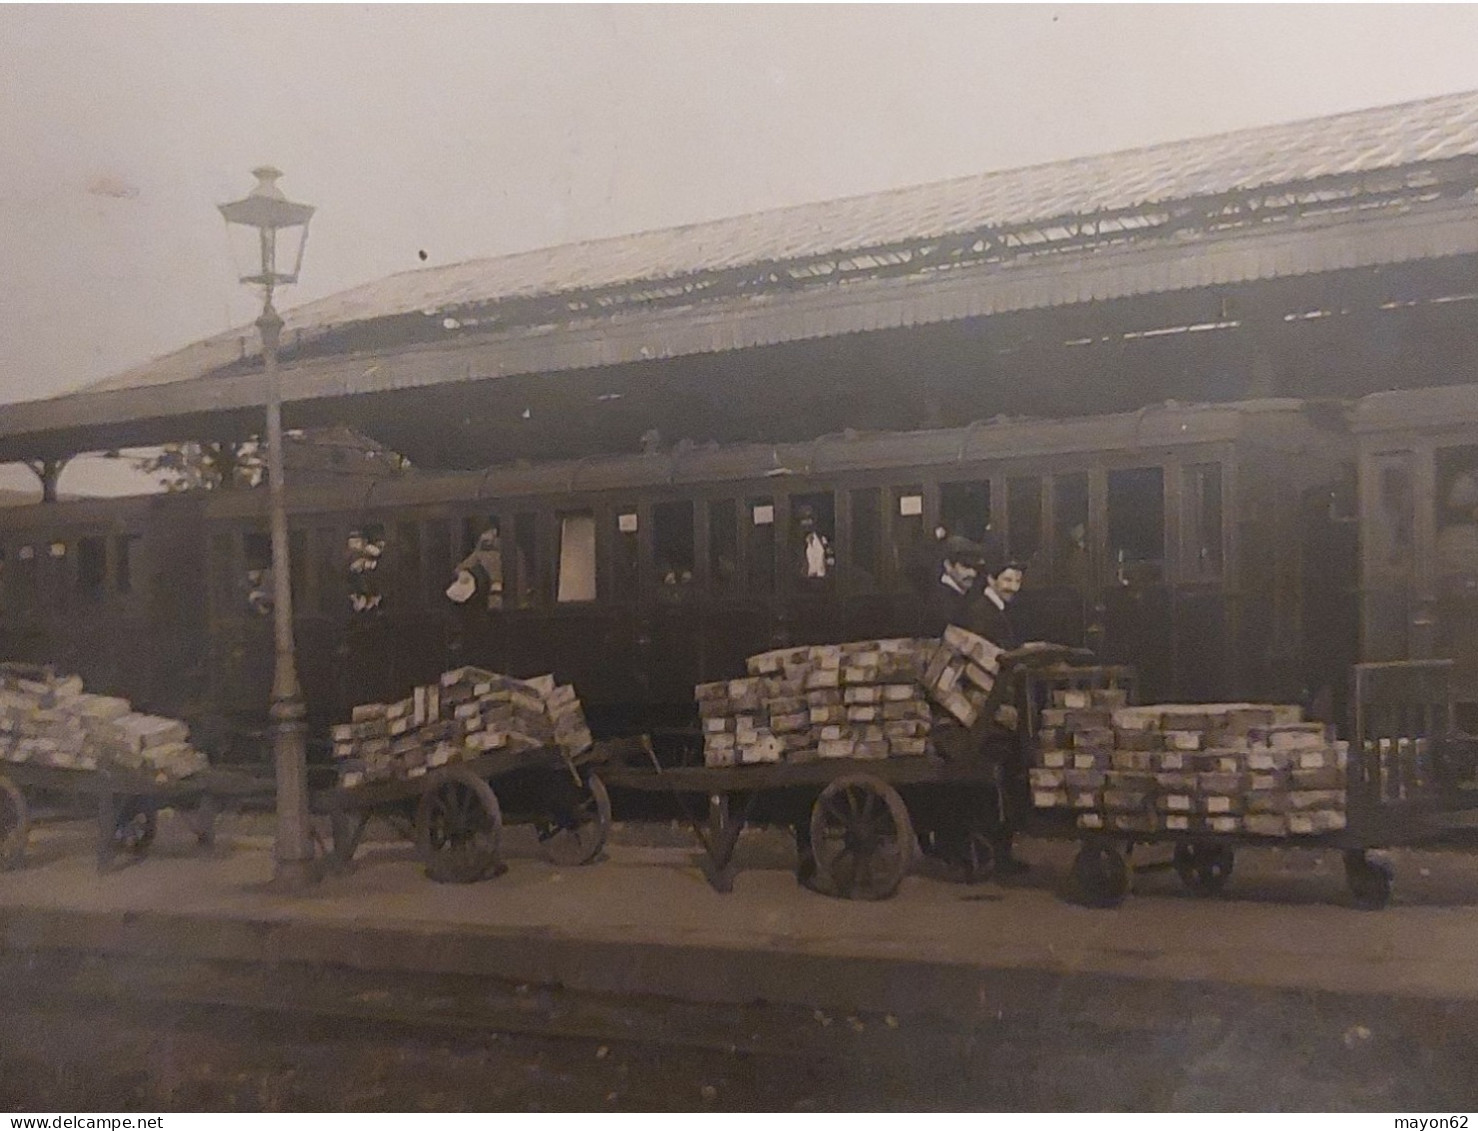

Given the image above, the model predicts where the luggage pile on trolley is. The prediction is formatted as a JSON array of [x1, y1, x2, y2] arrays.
[[1027, 698, 1350, 837], [0, 662, 208, 782], [331, 665, 594, 787]]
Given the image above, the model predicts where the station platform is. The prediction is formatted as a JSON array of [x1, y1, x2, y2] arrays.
[[2, 814, 1478, 1024]]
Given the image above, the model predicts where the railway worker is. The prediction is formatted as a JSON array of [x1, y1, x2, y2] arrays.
[[927, 537, 1035, 877], [921, 534, 988, 638]]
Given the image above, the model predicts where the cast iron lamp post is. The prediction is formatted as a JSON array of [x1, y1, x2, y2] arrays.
[[219, 167, 316, 889]]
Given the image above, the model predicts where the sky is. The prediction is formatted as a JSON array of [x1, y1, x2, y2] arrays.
[[6, 2, 1478, 496]]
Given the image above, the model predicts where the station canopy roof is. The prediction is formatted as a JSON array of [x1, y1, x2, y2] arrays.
[[7, 89, 1478, 469]]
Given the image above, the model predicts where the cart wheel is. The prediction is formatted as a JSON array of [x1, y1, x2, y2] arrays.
[[0, 775, 29, 870], [1173, 842, 1234, 896], [809, 774, 914, 901], [113, 799, 158, 858], [416, 767, 503, 883], [1344, 850, 1393, 911], [538, 772, 611, 867], [1070, 842, 1130, 908], [942, 821, 996, 885]]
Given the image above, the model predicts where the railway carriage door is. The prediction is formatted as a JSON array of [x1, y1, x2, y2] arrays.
[[1102, 467, 1172, 700], [786, 491, 838, 645], [1361, 451, 1418, 663], [1177, 462, 1233, 702], [1433, 445, 1478, 706], [648, 500, 700, 709]]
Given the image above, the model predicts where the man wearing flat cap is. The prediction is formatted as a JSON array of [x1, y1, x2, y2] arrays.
[[921, 534, 989, 638]]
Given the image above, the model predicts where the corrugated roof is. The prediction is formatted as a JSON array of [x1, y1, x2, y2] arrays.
[[73, 88, 1478, 400], [2, 82, 1466, 446]]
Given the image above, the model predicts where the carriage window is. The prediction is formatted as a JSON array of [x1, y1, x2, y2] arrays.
[[113, 534, 139, 594], [653, 500, 695, 593], [940, 480, 992, 543], [423, 519, 451, 606], [316, 527, 340, 614], [747, 496, 776, 594], [244, 531, 272, 572], [612, 509, 640, 601], [708, 500, 739, 596], [1007, 477, 1043, 567], [1184, 463, 1224, 577], [791, 492, 835, 584], [1370, 453, 1415, 574], [850, 488, 882, 582], [892, 485, 928, 591], [1053, 473, 1091, 587], [394, 522, 422, 608], [509, 514, 539, 608], [556, 511, 596, 603], [77, 536, 107, 595], [1435, 446, 1478, 580], [1108, 467, 1165, 585]]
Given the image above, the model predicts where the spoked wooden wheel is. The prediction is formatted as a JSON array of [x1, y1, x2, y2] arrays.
[[809, 774, 914, 901], [113, 797, 158, 858], [0, 775, 29, 870], [1173, 842, 1234, 896], [415, 767, 503, 884], [538, 771, 611, 867]]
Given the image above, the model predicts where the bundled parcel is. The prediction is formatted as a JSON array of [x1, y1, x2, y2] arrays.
[[697, 626, 1004, 766], [1028, 692, 1349, 836], [0, 666, 209, 782], [332, 666, 593, 787]]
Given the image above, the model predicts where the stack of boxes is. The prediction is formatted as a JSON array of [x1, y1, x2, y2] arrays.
[[697, 637, 957, 768], [921, 625, 1004, 727], [0, 667, 209, 782], [332, 666, 593, 788], [1028, 695, 1349, 836]]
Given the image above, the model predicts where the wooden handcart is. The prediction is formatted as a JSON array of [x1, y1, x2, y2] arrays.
[[603, 753, 1012, 899], [0, 760, 270, 872], [315, 743, 615, 883], [1020, 658, 1478, 911]]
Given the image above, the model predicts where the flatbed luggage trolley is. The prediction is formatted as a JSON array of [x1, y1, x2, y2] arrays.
[[1020, 659, 1478, 911], [315, 742, 616, 883], [602, 752, 1013, 900], [0, 759, 269, 873]]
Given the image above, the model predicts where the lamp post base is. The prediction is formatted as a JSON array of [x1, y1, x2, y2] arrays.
[[269, 856, 321, 893]]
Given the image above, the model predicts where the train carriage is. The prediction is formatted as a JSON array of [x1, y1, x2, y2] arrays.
[[0, 396, 1354, 750]]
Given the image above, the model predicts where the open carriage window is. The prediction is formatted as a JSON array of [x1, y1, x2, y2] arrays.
[[612, 508, 640, 602], [556, 511, 596, 603], [790, 492, 835, 586], [891, 485, 929, 592], [653, 500, 696, 595], [1108, 467, 1165, 586], [747, 496, 776, 594], [77, 536, 107, 596], [1183, 463, 1224, 578], [940, 480, 992, 543], [708, 500, 739, 596], [850, 488, 882, 586], [1369, 453, 1415, 575], [1053, 473, 1091, 587], [1007, 476, 1043, 568], [512, 513, 540, 608], [1436, 445, 1478, 581]]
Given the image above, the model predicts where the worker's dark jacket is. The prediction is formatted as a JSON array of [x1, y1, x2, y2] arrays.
[[966, 591, 1019, 651], [921, 577, 973, 640]]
